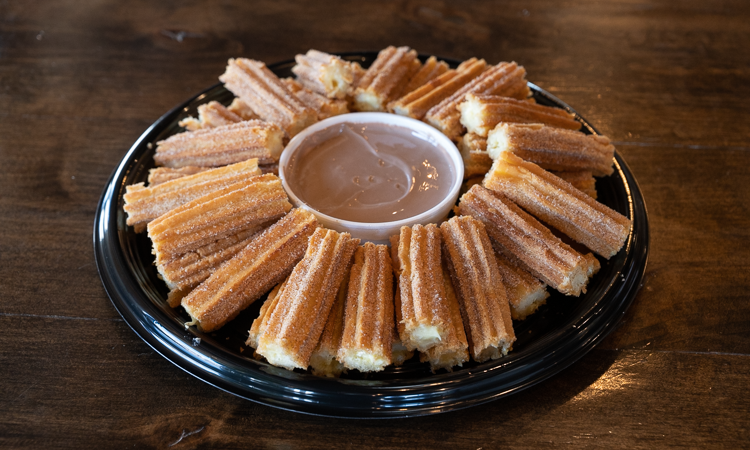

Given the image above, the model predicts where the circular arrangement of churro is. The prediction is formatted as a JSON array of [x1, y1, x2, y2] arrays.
[[122, 46, 632, 377]]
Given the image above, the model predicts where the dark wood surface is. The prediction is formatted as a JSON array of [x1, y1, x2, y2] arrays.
[[2, 0, 749, 447]]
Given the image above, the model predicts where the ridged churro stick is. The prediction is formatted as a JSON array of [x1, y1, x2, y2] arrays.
[[389, 235, 415, 366], [392, 55, 450, 102], [352, 46, 421, 112], [181, 208, 319, 332], [227, 98, 261, 121], [220, 58, 318, 137], [281, 77, 348, 120], [124, 159, 261, 231], [154, 120, 284, 168], [338, 243, 395, 372], [457, 185, 592, 296], [487, 123, 615, 176], [292, 50, 357, 99], [178, 101, 243, 131], [309, 273, 348, 377], [147, 174, 290, 263], [458, 93, 580, 137], [426, 61, 530, 140], [393, 224, 453, 352], [419, 264, 469, 371], [440, 216, 515, 362], [389, 58, 487, 120], [256, 229, 359, 370], [485, 152, 631, 258], [494, 250, 549, 321]]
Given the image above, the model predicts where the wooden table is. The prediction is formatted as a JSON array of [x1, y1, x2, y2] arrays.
[[2, 0, 748, 447]]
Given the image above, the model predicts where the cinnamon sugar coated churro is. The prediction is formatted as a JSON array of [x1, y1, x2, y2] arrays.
[[457, 185, 592, 296], [308, 273, 348, 377], [292, 50, 358, 99], [426, 61, 530, 140], [553, 170, 597, 199], [338, 243, 395, 372], [459, 93, 580, 137], [487, 123, 615, 176], [393, 224, 453, 352], [147, 166, 211, 186], [124, 159, 261, 231], [485, 152, 631, 258], [441, 216, 515, 361], [247, 277, 287, 350], [281, 77, 349, 120], [220, 58, 317, 137], [256, 228, 359, 370], [352, 46, 421, 112], [181, 208, 319, 332], [154, 120, 284, 167]]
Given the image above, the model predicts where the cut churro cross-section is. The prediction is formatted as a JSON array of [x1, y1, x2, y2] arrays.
[[220, 58, 318, 137], [352, 46, 421, 112], [487, 123, 615, 177], [426, 61, 530, 140], [154, 120, 284, 168], [393, 224, 453, 352], [181, 208, 319, 333], [337, 243, 395, 373], [178, 100, 243, 131], [292, 49, 357, 99], [256, 228, 360, 371], [440, 215, 515, 362], [457, 184, 592, 296], [124, 159, 261, 231], [459, 93, 580, 137], [485, 152, 631, 258]]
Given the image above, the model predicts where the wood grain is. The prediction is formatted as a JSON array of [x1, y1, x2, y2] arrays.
[[1, 0, 749, 447]]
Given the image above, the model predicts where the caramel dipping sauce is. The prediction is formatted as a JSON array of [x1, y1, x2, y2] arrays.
[[285, 122, 457, 223], [280, 113, 463, 243]]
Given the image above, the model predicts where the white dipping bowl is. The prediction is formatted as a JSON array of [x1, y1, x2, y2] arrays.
[[279, 112, 464, 244]]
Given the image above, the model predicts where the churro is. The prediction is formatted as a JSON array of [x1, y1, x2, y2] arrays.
[[352, 46, 421, 112], [440, 216, 515, 361], [458, 133, 492, 179], [181, 208, 319, 332], [292, 50, 358, 99], [487, 123, 615, 176], [393, 224, 453, 352], [457, 185, 592, 296], [154, 120, 284, 168], [485, 152, 631, 258], [337, 243, 395, 372], [459, 94, 580, 137], [256, 228, 359, 370], [389, 58, 487, 120], [391, 55, 450, 103], [178, 101, 243, 131], [124, 159, 261, 231], [281, 77, 348, 120], [426, 61, 530, 140], [147, 173, 290, 264], [247, 277, 287, 350], [220, 58, 317, 137], [494, 250, 549, 320]]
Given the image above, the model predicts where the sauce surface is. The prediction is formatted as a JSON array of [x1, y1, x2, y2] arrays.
[[285, 122, 456, 223]]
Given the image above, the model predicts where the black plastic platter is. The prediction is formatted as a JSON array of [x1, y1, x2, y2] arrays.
[[94, 52, 649, 418]]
